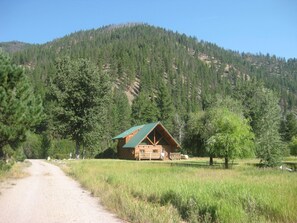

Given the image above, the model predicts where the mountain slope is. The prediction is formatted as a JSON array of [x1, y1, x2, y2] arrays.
[[10, 24, 297, 112], [0, 41, 31, 53]]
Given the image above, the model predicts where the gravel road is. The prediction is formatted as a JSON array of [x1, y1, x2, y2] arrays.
[[0, 159, 123, 223]]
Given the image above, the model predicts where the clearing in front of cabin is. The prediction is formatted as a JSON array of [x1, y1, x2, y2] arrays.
[[63, 158, 297, 223]]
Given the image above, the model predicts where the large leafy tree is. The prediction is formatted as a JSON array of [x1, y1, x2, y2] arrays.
[[206, 107, 255, 168], [0, 52, 43, 158], [186, 96, 254, 168], [50, 57, 110, 158]]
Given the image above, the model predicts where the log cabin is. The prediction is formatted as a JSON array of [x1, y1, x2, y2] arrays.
[[113, 122, 181, 160]]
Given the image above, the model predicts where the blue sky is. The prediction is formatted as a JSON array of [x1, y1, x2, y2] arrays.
[[1, 0, 296, 59]]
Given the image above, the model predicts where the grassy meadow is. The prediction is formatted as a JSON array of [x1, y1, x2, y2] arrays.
[[63, 158, 297, 223]]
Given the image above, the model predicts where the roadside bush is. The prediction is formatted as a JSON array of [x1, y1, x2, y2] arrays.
[[14, 148, 26, 162], [47, 138, 75, 159], [22, 132, 43, 158], [0, 160, 12, 172], [0, 145, 25, 174], [52, 153, 70, 160], [2, 144, 15, 160], [95, 147, 117, 159]]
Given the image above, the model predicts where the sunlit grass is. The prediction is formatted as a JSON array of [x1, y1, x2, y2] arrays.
[[63, 159, 297, 223]]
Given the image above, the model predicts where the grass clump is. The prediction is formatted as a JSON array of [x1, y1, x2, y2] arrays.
[[0, 160, 30, 181], [64, 159, 297, 223]]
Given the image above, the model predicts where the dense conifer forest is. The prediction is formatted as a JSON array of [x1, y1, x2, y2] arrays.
[[1, 23, 297, 164]]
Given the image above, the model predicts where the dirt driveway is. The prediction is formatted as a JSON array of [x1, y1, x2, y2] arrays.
[[0, 159, 123, 223]]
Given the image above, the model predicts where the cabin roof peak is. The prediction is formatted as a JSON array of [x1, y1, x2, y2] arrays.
[[112, 121, 180, 149]]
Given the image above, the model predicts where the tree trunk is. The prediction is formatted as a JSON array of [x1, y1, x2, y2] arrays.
[[0, 148, 3, 159], [224, 156, 229, 169], [209, 156, 213, 166], [75, 140, 80, 159]]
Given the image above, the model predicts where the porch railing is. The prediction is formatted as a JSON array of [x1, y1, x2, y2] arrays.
[[138, 152, 161, 160]]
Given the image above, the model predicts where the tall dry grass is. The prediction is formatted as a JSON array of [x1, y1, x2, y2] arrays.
[[0, 161, 30, 181], [64, 159, 297, 223]]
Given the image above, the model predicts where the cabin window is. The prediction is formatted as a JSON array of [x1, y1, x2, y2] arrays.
[[140, 149, 145, 154], [153, 149, 158, 153]]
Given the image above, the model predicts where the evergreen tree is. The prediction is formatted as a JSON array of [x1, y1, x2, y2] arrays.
[[50, 57, 110, 158], [156, 82, 175, 132], [131, 91, 159, 125], [173, 113, 185, 146], [110, 89, 131, 135], [283, 112, 297, 141], [288, 136, 297, 156], [0, 52, 43, 158], [184, 111, 207, 156]]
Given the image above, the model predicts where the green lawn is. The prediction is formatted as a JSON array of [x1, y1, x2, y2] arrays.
[[63, 158, 297, 223]]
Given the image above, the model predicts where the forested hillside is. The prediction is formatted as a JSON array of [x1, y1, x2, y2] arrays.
[[8, 24, 297, 110], [0, 41, 31, 53], [1, 23, 297, 162]]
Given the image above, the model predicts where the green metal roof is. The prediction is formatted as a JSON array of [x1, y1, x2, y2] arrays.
[[113, 121, 181, 149], [112, 124, 144, 139], [123, 122, 159, 148]]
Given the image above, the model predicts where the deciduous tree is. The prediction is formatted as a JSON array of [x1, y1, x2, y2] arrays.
[[253, 88, 283, 166], [206, 107, 255, 169], [186, 96, 254, 168], [50, 57, 110, 158]]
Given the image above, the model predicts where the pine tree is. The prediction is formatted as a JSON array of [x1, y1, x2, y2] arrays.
[[156, 82, 175, 132], [0, 52, 43, 157], [131, 91, 159, 125], [110, 89, 131, 135], [284, 112, 297, 141]]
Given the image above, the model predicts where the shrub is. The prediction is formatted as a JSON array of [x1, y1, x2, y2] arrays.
[[0, 160, 12, 172], [288, 136, 297, 156], [14, 148, 26, 162], [47, 138, 75, 159], [95, 147, 117, 159], [22, 132, 43, 158]]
